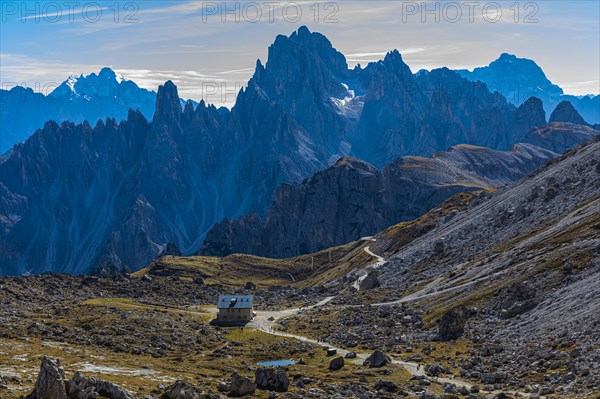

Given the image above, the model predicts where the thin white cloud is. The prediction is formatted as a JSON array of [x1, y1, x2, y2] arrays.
[[558, 80, 600, 95]]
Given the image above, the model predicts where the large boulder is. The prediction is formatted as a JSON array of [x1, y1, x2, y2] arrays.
[[254, 368, 289, 392], [66, 371, 136, 399], [437, 307, 475, 341], [374, 380, 399, 393], [363, 350, 392, 368], [359, 269, 381, 290], [25, 358, 137, 399], [26, 357, 68, 399], [160, 380, 203, 399], [329, 357, 345, 371], [229, 374, 256, 397]]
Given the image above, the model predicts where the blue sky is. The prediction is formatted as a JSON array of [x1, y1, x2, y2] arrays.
[[1, 0, 599, 106]]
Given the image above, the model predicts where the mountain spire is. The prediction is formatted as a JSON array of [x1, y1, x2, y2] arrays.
[[154, 80, 182, 123], [549, 101, 587, 125]]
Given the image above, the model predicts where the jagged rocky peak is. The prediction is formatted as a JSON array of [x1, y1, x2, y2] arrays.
[[519, 96, 546, 120], [456, 53, 564, 106], [549, 100, 587, 125], [509, 96, 547, 142], [370, 50, 414, 86], [486, 54, 562, 93], [182, 99, 195, 117], [235, 79, 269, 107], [51, 67, 124, 97], [357, 48, 417, 103], [153, 80, 182, 122], [259, 25, 349, 86], [498, 52, 518, 61], [98, 66, 120, 80], [253, 58, 266, 82], [384, 49, 410, 69], [288, 25, 348, 75]]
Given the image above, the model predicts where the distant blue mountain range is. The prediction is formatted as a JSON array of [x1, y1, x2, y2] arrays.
[[0, 67, 195, 153], [455, 53, 599, 125], [1, 51, 597, 155]]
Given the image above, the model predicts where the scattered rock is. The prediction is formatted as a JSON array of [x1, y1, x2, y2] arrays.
[[67, 371, 136, 399], [229, 374, 256, 397], [193, 277, 205, 285], [329, 357, 345, 371], [359, 270, 381, 290], [160, 380, 203, 399], [375, 380, 399, 393], [218, 381, 231, 393], [363, 350, 392, 368], [254, 368, 289, 392], [438, 308, 474, 341], [26, 357, 67, 399]]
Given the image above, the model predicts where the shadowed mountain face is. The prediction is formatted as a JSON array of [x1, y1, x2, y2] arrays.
[[1, 27, 597, 275], [456, 53, 600, 124], [349, 55, 524, 167], [0, 81, 327, 276], [508, 97, 547, 143], [200, 142, 563, 259]]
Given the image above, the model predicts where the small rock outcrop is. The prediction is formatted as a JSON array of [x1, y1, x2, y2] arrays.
[[66, 372, 136, 399], [160, 380, 203, 399], [329, 357, 345, 371], [229, 374, 256, 397], [549, 101, 587, 125], [374, 380, 399, 393], [26, 357, 68, 399], [363, 350, 392, 368], [254, 368, 289, 392], [25, 358, 137, 399], [359, 270, 381, 290], [438, 307, 476, 341]]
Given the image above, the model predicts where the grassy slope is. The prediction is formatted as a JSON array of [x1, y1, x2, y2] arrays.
[[133, 191, 484, 290]]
